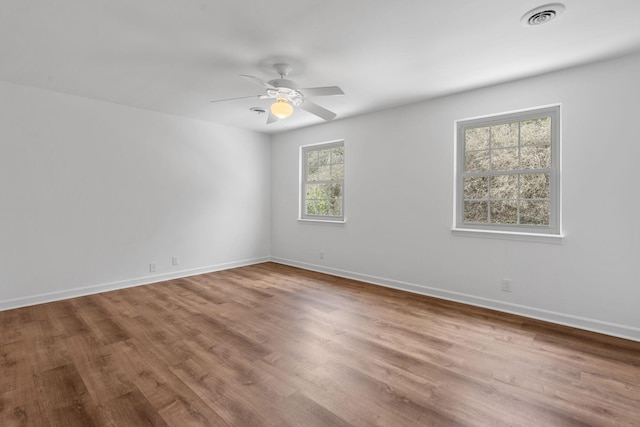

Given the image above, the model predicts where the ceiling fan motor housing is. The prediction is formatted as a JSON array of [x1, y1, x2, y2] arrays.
[[268, 78, 298, 89], [266, 80, 304, 106]]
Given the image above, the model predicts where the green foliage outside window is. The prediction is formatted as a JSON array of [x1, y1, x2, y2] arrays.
[[462, 116, 553, 227]]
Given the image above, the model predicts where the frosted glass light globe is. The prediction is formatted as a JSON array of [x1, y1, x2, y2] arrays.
[[271, 99, 293, 119]]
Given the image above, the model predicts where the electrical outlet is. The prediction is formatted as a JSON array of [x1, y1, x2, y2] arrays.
[[501, 279, 512, 292], [320, 251, 324, 260], [149, 263, 157, 273], [172, 256, 179, 266]]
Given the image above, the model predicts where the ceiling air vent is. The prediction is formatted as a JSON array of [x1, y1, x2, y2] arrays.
[[521, 3, 565, 26]]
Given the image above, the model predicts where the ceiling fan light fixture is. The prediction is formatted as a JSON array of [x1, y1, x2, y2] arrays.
[[271, 98, 293, 119]]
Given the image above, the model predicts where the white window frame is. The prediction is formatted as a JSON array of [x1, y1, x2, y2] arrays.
[[453, 105, 562, 241], [300, 140, 345, 223]]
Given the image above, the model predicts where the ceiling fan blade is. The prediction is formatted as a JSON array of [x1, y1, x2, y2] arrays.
[[266, 111, 279, 124], [301, 86, 345, 97], [299, 99, 337, 121], [240, 74, 274, 89], [210, 95, 262, 103]]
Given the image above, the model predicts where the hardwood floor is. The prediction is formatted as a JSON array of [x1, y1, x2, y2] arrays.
[[1, 262, 639, 426]]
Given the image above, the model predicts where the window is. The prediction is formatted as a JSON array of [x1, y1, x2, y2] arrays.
[[455, 105, 560, 236], [300, 140, 344, 221]]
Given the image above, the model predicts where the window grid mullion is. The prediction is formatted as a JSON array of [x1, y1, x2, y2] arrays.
[[463, 168, 551, 178]]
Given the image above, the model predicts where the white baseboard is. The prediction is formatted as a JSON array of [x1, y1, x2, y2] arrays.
[[0, 256, 270, 311], [270, 257, 640, 343]]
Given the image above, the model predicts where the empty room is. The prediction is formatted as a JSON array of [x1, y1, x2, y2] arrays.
[[1, 1, 639, 426]]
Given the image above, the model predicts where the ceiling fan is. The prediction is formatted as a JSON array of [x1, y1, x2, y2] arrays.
[[211, 63, 345, 124]]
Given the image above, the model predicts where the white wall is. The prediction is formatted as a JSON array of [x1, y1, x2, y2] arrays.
[[271, 52, 640, 341], [3, 53, 638, 341], [0, 81, 271, 309]]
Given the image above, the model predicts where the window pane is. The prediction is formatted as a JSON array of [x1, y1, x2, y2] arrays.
[[463, 176, 488, 200], [490, 200, 518, 224], [306, 200, 318, 215], [489, 175, 518, 199], [306, 151, 319, 181], [307, 198, 330, 216], [307, 151, 318, 168], [520, 200, 550, 225], [465, 150, 490, 172], [329, 183, 342, 199], [332, 163, 344, 180], [315, 184, 330, 200], [491, 148, 519, 171], [521, 145, 551, 169], [331, 146, 344, 163], [520, 173, 549, 199], [521, 117, 551, 145], [318, 199, 330, 215], [305, 184, 318, 198], [491, 122, 519, 148], [318, 165, 331, 181], [329, 198, 342, 216], [464, 201, 489, 223], [318, 149, 331, 166], [465, 127, 490, 151]]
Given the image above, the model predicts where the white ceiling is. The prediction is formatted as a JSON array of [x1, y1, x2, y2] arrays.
[[2, 0, 640, 134]]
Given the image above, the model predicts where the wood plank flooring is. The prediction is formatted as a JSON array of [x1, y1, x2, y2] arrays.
[[1, 262, 639, 426]]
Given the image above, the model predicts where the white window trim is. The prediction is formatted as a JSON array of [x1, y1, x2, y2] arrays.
[[452, 105, 563, 241], [299, 140, 345, 223]]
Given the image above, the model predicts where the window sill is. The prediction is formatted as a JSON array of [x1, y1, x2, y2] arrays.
[[451, 228, 564, 244], [298, 218, 346, 225]]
